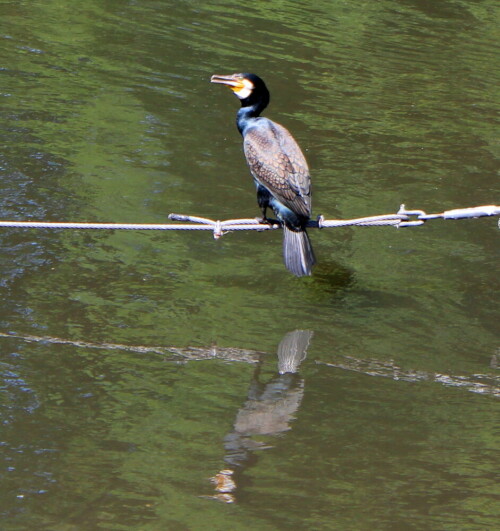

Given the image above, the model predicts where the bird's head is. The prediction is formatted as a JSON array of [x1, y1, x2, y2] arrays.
[[211, 73, 270, 110]]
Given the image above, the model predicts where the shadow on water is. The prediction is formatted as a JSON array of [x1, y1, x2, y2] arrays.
[[308, 259, 356, 295]]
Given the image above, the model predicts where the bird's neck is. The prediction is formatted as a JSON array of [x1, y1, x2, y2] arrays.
[[236, 103, 264, 135]]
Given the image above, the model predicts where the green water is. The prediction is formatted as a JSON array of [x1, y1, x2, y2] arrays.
[[1, 1, 499, 529]]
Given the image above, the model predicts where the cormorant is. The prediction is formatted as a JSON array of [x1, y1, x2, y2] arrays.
[[211, 73, 316, 277]]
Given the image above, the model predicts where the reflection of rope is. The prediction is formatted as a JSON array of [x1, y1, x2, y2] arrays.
[[0, 204, 498, 239], [2, 330, 498, 397], [317, 356, 500, 398], [0, 331, 261, 364]]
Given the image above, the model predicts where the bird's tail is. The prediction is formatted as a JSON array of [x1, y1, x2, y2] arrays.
[[283, 226, 316, 277]]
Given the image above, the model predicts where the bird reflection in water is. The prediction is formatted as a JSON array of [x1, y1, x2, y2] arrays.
[[209, 330, 313, 503]]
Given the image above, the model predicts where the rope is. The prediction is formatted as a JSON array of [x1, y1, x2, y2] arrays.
[[0, 221, 209, 231], [0, 204, 498, 239]]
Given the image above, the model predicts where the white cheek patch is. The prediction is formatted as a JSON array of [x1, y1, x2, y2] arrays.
[[233, 78, 254, 100], [234, 86, 252, 99]]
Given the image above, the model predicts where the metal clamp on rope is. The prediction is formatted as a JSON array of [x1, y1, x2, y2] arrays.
[[398, 204, 426, 218], [441, 205, 500, 220], [396, 205, 426, 227]]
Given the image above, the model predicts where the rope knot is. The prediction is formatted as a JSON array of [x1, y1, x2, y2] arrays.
[[213, 220, 223, 239]]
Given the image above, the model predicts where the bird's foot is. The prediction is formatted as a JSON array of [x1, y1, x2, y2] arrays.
[[255, 217, 282, 230]]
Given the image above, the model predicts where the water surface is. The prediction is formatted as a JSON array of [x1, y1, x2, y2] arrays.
[[1, 1, 499, 529]]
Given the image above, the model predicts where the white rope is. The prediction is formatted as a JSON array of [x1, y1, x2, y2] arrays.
[[0, 204, 498, 239], [0, 221, 211, 230]]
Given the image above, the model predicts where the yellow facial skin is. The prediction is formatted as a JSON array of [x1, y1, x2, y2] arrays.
[[211, 74, 254, 99]]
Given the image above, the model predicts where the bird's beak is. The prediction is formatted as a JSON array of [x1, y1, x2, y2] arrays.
[[211, 74, 245, 92]]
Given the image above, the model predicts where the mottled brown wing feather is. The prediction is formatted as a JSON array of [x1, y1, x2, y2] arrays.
[[243, 120, 311, 217]]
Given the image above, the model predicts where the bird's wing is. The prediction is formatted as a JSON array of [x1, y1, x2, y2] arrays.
[[243, 120, 311, 218]]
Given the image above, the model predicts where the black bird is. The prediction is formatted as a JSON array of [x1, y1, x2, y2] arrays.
[[211, 73, 316, 277]]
